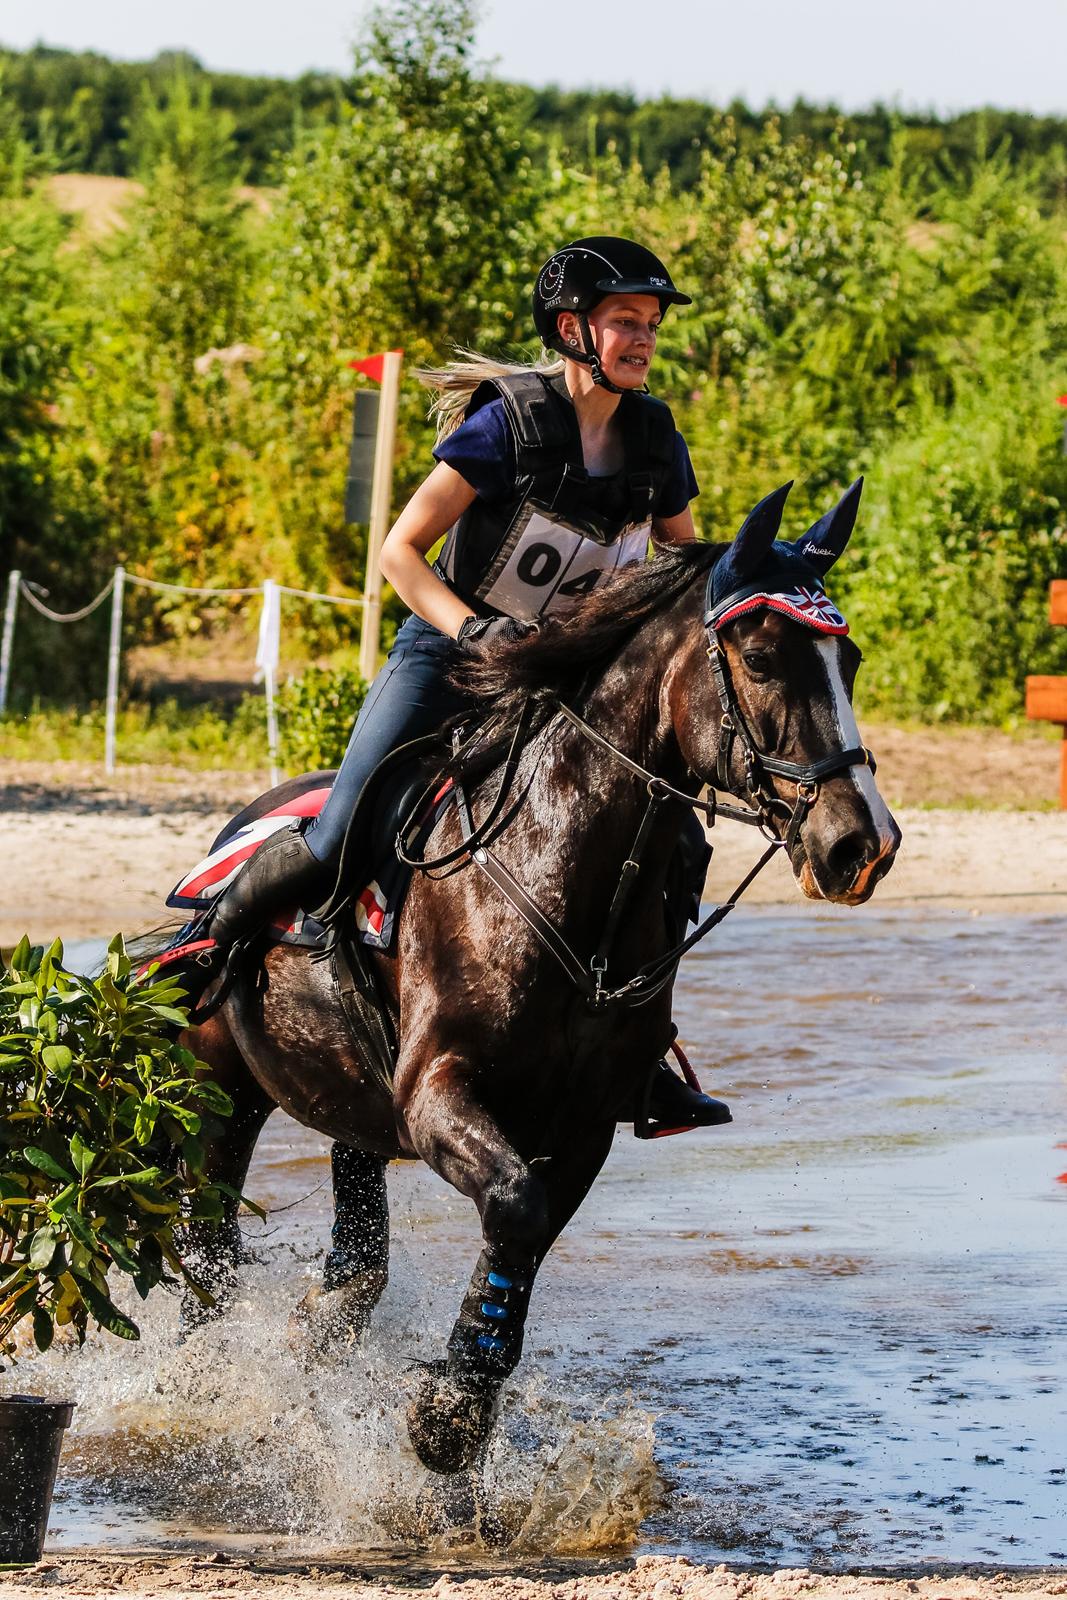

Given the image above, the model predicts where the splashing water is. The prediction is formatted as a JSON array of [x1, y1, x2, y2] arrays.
[[11, 1241, 660, 1555]]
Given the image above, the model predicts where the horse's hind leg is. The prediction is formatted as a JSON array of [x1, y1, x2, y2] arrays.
[[181, 1013, 273, 1327], [292, 1144, 389, 1353]]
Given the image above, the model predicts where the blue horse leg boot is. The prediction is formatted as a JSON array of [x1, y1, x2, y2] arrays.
[[447, 1249, 534, 1392]]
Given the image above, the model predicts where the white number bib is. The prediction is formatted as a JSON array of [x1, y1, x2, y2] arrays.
[[477, 503, 652, 620]]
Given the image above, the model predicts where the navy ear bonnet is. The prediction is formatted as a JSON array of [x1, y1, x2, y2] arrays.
[[704, 478, 862, 637]]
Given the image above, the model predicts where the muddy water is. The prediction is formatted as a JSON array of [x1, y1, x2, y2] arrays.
[[12, 909, 1067, 1565]]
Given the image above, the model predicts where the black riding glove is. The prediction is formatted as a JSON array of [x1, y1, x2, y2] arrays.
[[457, 614, 539, 653]]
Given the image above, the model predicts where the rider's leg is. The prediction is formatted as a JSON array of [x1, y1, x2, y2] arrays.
[[153, 617, 467, 1010], [637, 811, 731, 1136]]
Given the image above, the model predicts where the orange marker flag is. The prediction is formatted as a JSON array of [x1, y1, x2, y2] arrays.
[[349, 350, 403, 384]]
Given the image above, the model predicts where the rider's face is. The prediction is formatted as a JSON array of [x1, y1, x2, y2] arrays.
[[559, 294, 662, 388]]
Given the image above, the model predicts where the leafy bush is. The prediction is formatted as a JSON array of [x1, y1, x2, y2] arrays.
[[0, 935, 253, 1363], [5, 0, 1067, 724], [277, 665, 367, 772]]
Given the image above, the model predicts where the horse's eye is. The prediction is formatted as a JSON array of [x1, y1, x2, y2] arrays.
[[741, 650, 776, 680]]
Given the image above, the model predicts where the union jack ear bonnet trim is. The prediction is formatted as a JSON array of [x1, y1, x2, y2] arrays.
[[703, 478, 862, 637]]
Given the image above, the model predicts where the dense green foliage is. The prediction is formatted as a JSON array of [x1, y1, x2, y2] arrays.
[[276, 666, 367, 771], [0, 935, 250, 1362], [1, 1, 1065, 726]]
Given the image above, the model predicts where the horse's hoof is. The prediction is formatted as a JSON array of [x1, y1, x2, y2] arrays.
[[288, 1271, 386, 1358], [406, 1367, 497, 1475]]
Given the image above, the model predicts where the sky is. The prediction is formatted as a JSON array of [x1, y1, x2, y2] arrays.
[[2, 0, 1066, 115]]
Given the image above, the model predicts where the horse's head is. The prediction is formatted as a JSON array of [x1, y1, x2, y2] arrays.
[[671, 480, 900, 905]]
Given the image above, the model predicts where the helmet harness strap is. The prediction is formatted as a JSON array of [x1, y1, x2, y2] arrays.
[[576, 310, 625, 395]]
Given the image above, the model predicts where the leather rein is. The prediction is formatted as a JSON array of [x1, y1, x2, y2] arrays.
[[398, 566, 875, 1013]]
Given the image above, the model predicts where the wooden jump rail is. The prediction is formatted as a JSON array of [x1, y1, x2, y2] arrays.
[[1025, 580, 1067, 808]]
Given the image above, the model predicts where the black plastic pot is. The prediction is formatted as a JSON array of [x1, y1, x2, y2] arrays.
[[0, 1394, 75, 1564]]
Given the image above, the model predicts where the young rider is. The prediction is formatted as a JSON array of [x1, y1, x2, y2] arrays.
[[163, 237, 725, 1133]]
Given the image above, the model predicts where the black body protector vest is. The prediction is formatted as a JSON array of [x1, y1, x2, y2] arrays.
[[436, 372, 679, 621]]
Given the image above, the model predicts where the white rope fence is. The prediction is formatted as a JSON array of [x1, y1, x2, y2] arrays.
[[0, 566, 369, 784]]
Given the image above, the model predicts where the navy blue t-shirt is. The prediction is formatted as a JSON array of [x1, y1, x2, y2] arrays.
[[434, 398, 698, 519]]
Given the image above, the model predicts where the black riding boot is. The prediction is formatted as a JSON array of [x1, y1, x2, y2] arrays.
[[149, 824, 330, 1020], [634, 1057, 733, 1140]]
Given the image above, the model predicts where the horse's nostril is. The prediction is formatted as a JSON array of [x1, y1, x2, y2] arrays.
[[826, 830, 870, 885]]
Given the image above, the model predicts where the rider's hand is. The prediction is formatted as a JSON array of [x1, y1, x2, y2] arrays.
[[457, 614, 539, 653]]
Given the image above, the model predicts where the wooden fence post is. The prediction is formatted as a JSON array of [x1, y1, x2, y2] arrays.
[[358, 351, 403, 685], [1025, 580, 1067, 808]]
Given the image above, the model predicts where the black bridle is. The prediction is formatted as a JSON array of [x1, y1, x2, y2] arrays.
[[399, 566, 877, 1012], [701, 566, 875, 858]]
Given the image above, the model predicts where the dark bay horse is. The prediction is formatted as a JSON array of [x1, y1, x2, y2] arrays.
[[182, 484, 899, 1474]]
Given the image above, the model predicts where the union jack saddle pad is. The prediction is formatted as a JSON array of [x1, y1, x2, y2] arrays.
[[167, 773, 399, 950]]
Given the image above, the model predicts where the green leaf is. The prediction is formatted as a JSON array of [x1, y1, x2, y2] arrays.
[[46, 1182, 78, 1218], [150, 1005, 192, 1027], [7, 935, 31, 972], [100, 1231, 140, 1275], [69, 1133, 96, 1178], [23, 1146, 75, 1183], [133, 1097, 159, 1144], [18, 997, 42, 1029], [93, 1166, 164, 1189], [73, 1274, 140, 1341], [213, 1182, 267, 1222], [32, 1304, 54, 1352], [191, 1080, 233, 1116], [42, 1044, 74, 1073], [28, 1226, 58, 1271], [63, 1210, 98, 1252], [105, 935, 132, 983], [161, 1101, 200, 1134]]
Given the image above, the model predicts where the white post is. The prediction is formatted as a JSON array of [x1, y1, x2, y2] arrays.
[[0, 570, 20, 714], [104, 566, 125, 776], [359, 350, 403, 684], [256, 579, 282, 788], [264, 665, 280, 789]]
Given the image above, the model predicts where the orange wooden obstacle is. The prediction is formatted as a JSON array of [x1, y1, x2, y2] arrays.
[[1025, 580, 1067, 807]]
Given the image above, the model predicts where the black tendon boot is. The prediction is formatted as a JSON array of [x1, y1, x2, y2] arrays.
[[145, 822, 329, 1021], [634, 1041, 732, 1140]]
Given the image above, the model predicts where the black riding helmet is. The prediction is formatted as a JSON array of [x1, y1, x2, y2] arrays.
[[533, 236, 692, 392]]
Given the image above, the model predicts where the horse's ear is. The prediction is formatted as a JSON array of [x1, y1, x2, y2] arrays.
[[719, 481, 793, 586], [791, 477, 863, 575]]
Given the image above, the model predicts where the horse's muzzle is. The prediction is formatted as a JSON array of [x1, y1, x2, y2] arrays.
[[795, 814, 901, 905]]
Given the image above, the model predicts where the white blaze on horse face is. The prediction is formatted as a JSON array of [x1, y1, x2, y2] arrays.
[[814, 638, 898, 853]]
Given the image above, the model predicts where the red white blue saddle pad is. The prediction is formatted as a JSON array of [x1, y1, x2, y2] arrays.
[[166, 785, 393, 949]]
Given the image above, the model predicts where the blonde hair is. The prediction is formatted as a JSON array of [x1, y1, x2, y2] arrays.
[[418, 348, 565, 443]]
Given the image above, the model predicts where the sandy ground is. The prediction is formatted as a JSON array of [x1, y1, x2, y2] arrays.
[[2, 1552, 1065, 1599], [1, 721, 1065, 944]]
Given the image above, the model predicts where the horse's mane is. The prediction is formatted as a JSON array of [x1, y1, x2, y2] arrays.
[[454, 542, 721, 734]]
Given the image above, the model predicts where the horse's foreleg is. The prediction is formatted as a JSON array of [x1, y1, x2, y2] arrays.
[[400, 1052, 614, 1472], [291, 1144, 390, 1354]]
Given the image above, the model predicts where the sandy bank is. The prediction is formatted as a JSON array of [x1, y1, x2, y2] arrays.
[[0, 754, 1066, 945], [3, 1553, 1065, 1600]]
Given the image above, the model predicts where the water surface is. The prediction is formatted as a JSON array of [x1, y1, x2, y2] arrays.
[[15, 909, 1067, 1565]]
